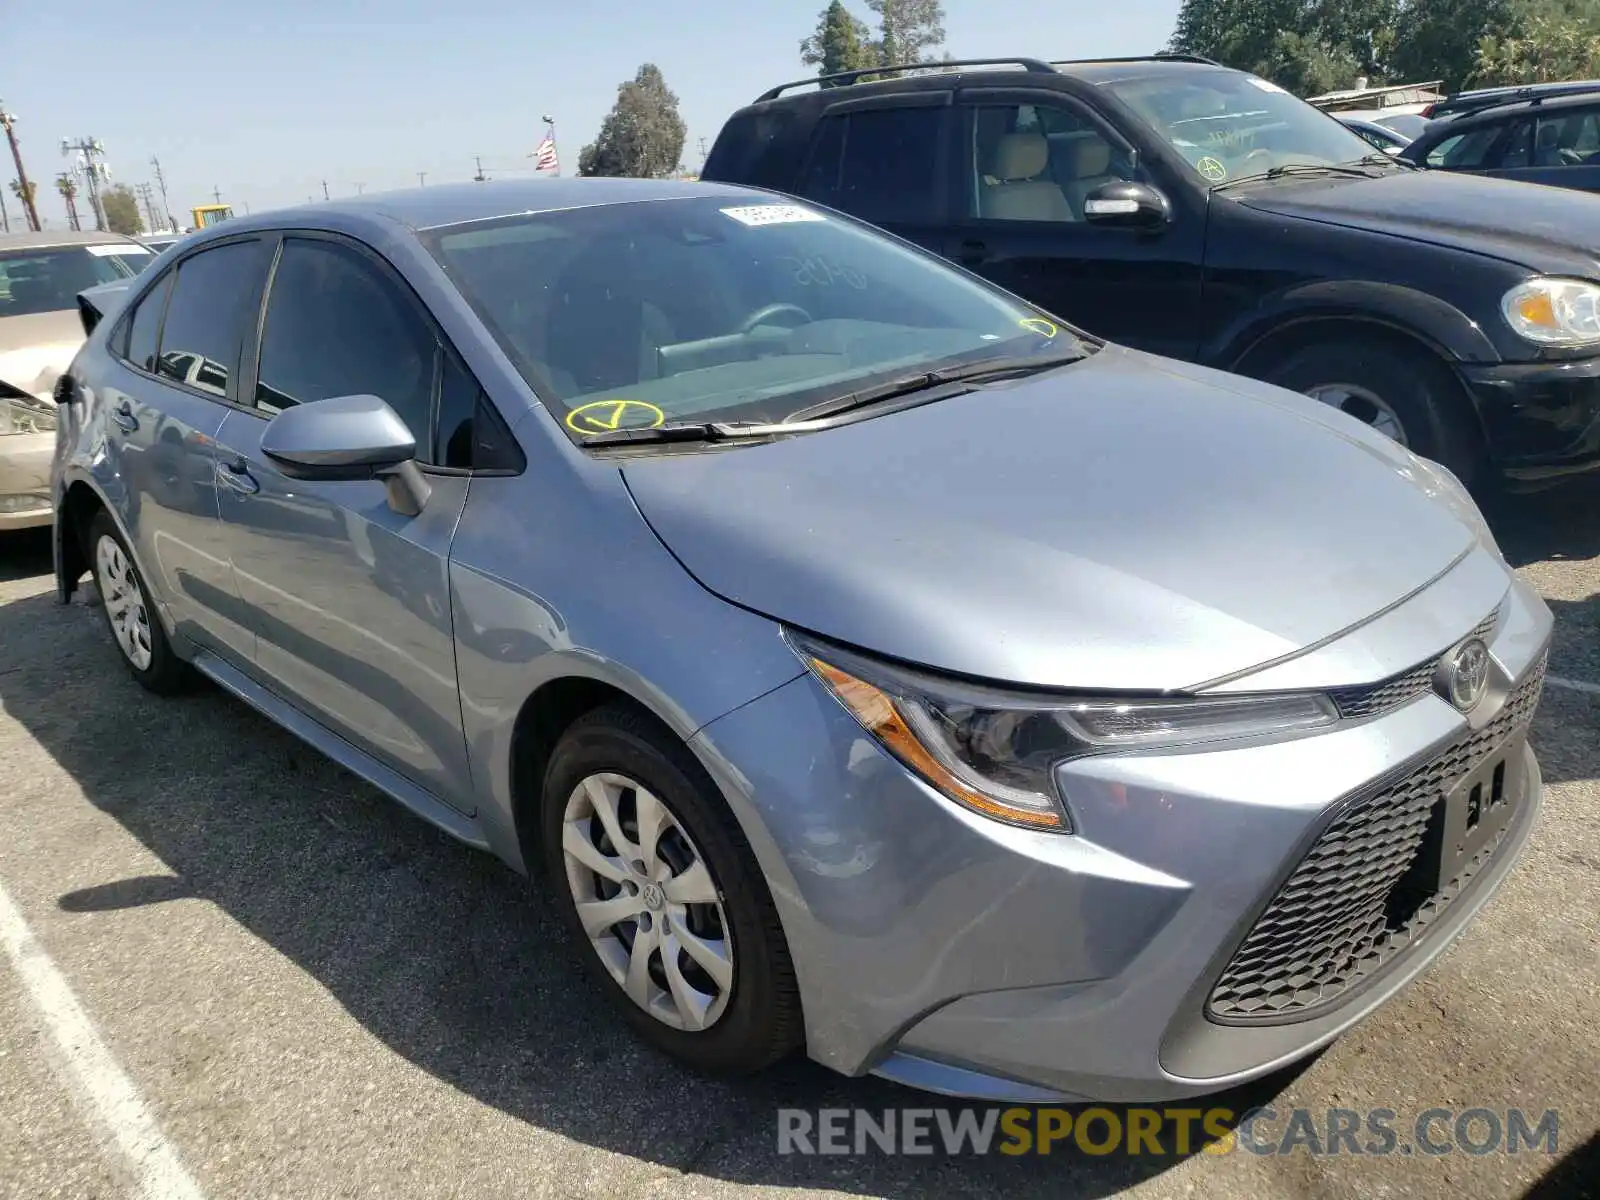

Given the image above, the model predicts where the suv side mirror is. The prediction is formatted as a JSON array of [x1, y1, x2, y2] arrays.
[[260, 393, 432, 516], [1082, 180, 1171, 229]]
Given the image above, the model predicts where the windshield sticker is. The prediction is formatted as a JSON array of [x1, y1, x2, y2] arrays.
[[1196, 156, 1228, 182], [88, 243, 152, 257], [566, 399, 665, 435], [1020, 317, 1059, 339], [782, 254, 866, 288], [720, 204, 826, 227]]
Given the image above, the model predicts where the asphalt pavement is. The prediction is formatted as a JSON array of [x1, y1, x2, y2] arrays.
[[0, 479, 1596, 1200]]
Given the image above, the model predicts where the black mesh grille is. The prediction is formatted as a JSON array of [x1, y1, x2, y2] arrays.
[[1328, 608, 1502, 721], [1207, 650, 1545, 1023]]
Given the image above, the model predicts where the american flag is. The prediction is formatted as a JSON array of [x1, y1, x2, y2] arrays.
[[532, 134, 559, 173]]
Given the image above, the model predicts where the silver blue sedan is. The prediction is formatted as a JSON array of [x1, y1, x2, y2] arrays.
[[51, 179, 1551, 1102]]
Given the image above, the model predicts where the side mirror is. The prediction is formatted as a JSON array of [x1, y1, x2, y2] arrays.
[[1082, 180, 1172, 229], [260, 393, 432, 516]]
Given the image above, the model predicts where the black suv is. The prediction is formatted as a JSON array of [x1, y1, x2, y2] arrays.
[[1400, 88, 1600, 195], [703, 55, 1600, 488]]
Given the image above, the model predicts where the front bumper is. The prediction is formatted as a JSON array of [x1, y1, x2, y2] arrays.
[[0, 432, 55, 531], [1460, 355, 1600, 484], [691, 572, 1552, 1103]]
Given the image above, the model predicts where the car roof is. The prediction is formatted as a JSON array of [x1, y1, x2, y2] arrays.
[[188, 178, 762, 241], [0, 230, 146, 252], [1428, 88, 1600, 132]]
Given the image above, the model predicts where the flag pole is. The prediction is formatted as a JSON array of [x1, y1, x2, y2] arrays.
[[541, 113, 559, 177]]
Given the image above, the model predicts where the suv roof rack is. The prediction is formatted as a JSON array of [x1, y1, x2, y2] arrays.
[[1446, 84, 1600, 122], [1054, 53, 1222, 67], [755, 57, 1058, 102], [1429, 79, 1600, 118]]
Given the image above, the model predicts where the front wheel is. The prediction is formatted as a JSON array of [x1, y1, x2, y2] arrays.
[[1255, 337, 1484, 484], [87, 510, 189, 694], [541, 703, 803, 1075]]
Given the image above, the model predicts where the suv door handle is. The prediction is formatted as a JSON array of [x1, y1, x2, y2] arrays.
[[111, 399, 138, 432], [215, 456, 259, 495], [957, 238, 990, 265]]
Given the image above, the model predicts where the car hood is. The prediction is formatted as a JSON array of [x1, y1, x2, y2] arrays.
[[620, 347, 1479, 692], [0, 310, 84, 400], [1236, 169, 1600, 274]]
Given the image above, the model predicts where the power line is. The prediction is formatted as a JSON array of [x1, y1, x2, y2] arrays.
[[61, 137, 108, 231], [135, 182, 158, 233], [321, 179, 330, 200], [149, 156, 170, 229]]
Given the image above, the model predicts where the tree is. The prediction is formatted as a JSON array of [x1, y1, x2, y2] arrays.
[[577, 64, 687, 179], [801, 0, 876, 82], [9, 179, 37, 212], [1475, 7, 1600, 82], [100, 183, 143, 235], [866, 0, 946, 70], [54, 173, 81, 231], [1391, 0, 1518, 91]]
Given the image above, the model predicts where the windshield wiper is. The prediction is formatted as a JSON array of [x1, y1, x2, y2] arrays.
[[1347, 151, 1415, 171], [1213, 162, 1382, 191], [786, 349, 1087, 423]]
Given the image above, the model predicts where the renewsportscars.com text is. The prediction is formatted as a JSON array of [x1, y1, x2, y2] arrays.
[[776, 1106, 1562, 1158]]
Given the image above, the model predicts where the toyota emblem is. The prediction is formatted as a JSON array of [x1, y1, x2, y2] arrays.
[[1444, 638, 1492, 712]]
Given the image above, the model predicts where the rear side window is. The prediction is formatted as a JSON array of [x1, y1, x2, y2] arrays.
[[124, 272, 173, 373], [703, 109, 798, 187], [799, 107, 945, 223], [154, 239, 271, 401]]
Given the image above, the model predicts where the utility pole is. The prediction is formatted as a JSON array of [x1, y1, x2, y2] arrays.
[[355, 182, 364, 194], [62, 138, 108, 230], [212, 185, 222, 204], [321, 179, 329, 200], [135, 182, 158, 233], [0, 186, 9, 233], [55, 173, 80, 230], [416, 171, 426, 186], [149, 155, 170, 230], [0, 101, 42, 231], [473, 156, 487, 182], [698, 137, 708, 167]]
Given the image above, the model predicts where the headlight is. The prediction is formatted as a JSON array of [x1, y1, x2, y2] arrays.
[[1501, 277, 1600, 347], [792, 634, 1338, 832], [0, 386, 59, 436]]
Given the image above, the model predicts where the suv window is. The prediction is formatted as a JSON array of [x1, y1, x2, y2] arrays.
[[123, 271, 173, 373], [703, 109, 799, 189], [153, 239, 270, 401], [798, 106, 945, 223], [967, 102, 1134, 222], [1426, 125, 1503, 169], [254, 238, 437, 456], [1500, 106, 1600, 168]]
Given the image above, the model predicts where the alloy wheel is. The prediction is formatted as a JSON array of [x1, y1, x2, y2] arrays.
[[95, 534, 154, 672], [1304, 382, 1409, 446], [560, 771, 734, 1031]]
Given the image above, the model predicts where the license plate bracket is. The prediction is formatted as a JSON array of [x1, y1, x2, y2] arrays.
[[1412, 734, 1525, 894]]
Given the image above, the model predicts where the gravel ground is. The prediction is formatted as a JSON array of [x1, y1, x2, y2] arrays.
[[0, 480, 1595, 1200]]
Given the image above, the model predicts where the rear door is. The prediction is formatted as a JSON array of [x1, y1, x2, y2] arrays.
[[209, 232, 476, 805], [96, 236, 273, 663], [790, 93, 956, 255]]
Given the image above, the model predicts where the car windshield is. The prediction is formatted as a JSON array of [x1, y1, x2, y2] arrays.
[[0, 244, 153, 318], [423, 194, 1091, 437], [1101, 71, 1380, 186], [1374, 113, 1432, 141]]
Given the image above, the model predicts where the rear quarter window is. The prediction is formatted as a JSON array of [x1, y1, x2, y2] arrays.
[[703, 109, 799, 187]]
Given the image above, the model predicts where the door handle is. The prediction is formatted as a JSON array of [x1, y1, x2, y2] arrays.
[[215, 456, 259, 495], [957, 238, 990, 265], [111, 400, 138, 432]]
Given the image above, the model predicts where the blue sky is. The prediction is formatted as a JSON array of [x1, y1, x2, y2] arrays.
[[5, 0, 1180, 229]]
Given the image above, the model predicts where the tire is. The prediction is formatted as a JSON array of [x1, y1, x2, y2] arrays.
[[1255, 336, 1485, 485], [541, 702, 803, 1075], [86, 510, 189, 694]]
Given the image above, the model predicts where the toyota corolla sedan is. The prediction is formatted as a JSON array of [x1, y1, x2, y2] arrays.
[[51, 180, 1550, 1103]]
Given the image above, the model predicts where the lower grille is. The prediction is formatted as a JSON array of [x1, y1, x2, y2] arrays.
[[1207, 651, 1546, 1023]]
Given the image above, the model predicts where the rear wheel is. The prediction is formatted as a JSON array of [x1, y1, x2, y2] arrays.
[[1255, 336, 1484, 484], [87, 510, 188, 694], [541, 703, 803, 1075]]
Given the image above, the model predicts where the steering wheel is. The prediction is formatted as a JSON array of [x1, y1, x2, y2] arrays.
[[1560, 147, 1585, 166], [740, 303, 812, 333]]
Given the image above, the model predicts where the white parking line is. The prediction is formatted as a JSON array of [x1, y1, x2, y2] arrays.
[[0, 878, 205, 1200], [1548, 674, 1600, 696]]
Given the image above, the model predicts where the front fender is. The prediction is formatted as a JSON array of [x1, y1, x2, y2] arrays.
[[1208, 278, 1504, 370]]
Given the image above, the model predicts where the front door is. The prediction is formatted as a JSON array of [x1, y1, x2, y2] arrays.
[[1487, 104, 1600, 194], [947, 88, 1208, 359], [211, 233, 473, 806]]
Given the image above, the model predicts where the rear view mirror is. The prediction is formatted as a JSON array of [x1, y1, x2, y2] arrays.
[[1082, 181, 1172, 229], [260, 393, 432, 515]]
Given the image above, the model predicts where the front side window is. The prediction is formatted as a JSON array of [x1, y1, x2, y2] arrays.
[[153, 239, 270, 400], [966, 102, 1135, 222], [1425, 125, 1505, 169], [1101, 71, 1377, 184], [425, 194, 1090, 440], [799, 106, 945, 223], [0, 245, 151, 318], [254, 238, 437, 455]]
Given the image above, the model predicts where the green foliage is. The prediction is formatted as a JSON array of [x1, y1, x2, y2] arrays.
[[100, 184, 142, 235], [801, 0, 877, 82], [798, 0, 946, 81], [1475, 2, 1600, 83], [577, 64, 687, 179]]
